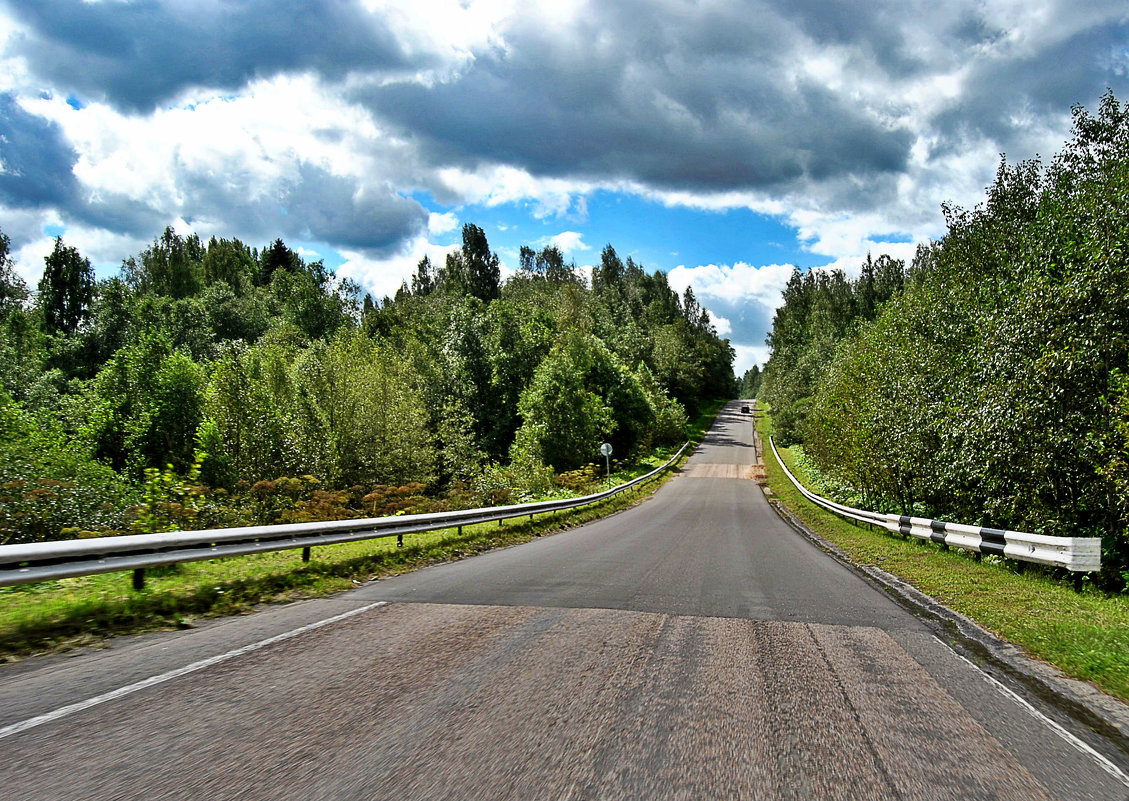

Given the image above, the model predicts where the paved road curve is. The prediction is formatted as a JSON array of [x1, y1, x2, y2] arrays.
[[2, 402, 1127, 799]]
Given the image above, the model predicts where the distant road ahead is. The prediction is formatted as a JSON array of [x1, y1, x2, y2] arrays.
[[1, 402, 1125, 800]]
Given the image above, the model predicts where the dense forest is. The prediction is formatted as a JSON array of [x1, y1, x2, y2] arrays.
[[0, 223, 734, 545], [760, 92, 1129, 589]]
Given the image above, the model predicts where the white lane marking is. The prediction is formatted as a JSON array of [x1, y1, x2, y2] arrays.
[[0, 601, 388, 741], [939, 637, 1129, 788]]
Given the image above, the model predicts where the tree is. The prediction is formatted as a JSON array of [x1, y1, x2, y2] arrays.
[[512, 331, 653, 471], [123, 227, 204, 299], [593, 244, 624, 292], [518, 245, 572, 283], [738, 365, 762, 399], [460, 223, 501, 302], [85, 331, 205, 474], [441, 224, 500, 302], [85, 277, 133, 366], [260, 238, 300, 284], [201, 237, 256, 292], [38, 237, 94, 335], [291, 330, 437, 486], [411, 255, 437, 296], [0, 229, 27, 321], [204, 341, 297, 483], [635, 362, 687, 445], [790, 91, 1129, 589]]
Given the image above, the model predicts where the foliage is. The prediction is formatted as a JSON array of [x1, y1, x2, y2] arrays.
[[129, 455, 207, 534], [737, 364, 762, 399], [0, 390, 136, 544], [512, 330, 653, 471], [0, 230, 27, 322], [760, 254, 906, 444], [0, 215, 732, 544], [38, 237, 95, 335], [767, 91, 1129, 589], [84, 331, 206, 476]]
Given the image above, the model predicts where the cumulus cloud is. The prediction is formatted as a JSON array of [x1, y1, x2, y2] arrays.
[[0, 0, 1124, 325], [668, 262, 794, 309], [4, 0, 415, 111], [11, 75, 430, 254], [336, 234, 460, 301], [666, 261, 795, 366], [428, 211, 459, 235], [362, 2, 915, 196], [548, 231, 590, 255], [709, 313, 732, 337], [0, 92, 79, 208], [733, 343, 771, 374]]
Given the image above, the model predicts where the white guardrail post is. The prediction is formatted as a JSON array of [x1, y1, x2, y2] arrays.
[[767, 437, 1101, 587], [0, 442, 690, 590]]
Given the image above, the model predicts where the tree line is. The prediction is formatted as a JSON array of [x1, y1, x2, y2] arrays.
[[760, 92, 1129, 590], [0, 222, 735, 544]]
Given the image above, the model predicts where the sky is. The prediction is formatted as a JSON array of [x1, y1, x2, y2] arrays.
[[0, 1, 1126, 373]]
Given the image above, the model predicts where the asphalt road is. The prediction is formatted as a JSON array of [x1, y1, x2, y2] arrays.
[[1, 402, 1127, 800]]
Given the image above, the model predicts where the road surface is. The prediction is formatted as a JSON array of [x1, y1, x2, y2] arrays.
[[1, 402, 1126, 799]]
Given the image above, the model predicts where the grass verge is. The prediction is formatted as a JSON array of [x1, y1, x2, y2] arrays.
[[0, 406, 725, 661], [756, 406, 1129, 703]]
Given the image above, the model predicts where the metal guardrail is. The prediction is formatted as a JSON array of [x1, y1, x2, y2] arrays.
[[768, 437, 1101, 575], [0, 442, 689, 590]]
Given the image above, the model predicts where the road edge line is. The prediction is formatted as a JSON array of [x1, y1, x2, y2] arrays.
[[939, 639, 1129, 788], [0, 601, 388, 741], [764, 493, 1129, 766]]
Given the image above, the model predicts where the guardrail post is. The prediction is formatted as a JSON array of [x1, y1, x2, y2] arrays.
[[132, 568, 145, 591], [397, 534, 403, 548], [301, 546, 311, 562]]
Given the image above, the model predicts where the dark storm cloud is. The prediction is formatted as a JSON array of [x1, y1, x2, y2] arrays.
[[2, 0, 1126, 273], [362, 1, 914, 194], [928, 20, 1129, 160], [0, 92, 79, 207], [176, 163, 429, 256], [278, 166, 430, 254], [4, 0, 414, 111], [0, 93, 166, 235]]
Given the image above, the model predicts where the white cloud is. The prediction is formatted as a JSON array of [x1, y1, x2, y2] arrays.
[[809, 241, 920, 279], [434, 164, 598, 218], [667, 262, 794, 309], [12, 235, 56, 286], [428, 211, 459, 235], [0, 0, 1121, 310], [733, 344, 771, 375], [709, 313, 732, 337], [373, 0, 515, 68], [336, 235, 459, 300], [548, 230, 590, 254], [18, 74, 424, 248]]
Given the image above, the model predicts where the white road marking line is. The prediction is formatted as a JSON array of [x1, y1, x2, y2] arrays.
[[938, 636, 1129, 788], [0, 601, 388, 741]]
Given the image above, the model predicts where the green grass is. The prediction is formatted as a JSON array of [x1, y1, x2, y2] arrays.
[[0, 413, 725, 661], [757, 405, 1129, 703]]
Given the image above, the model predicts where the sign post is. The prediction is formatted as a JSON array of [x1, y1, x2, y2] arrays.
[[600, 442, 612, 477]]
